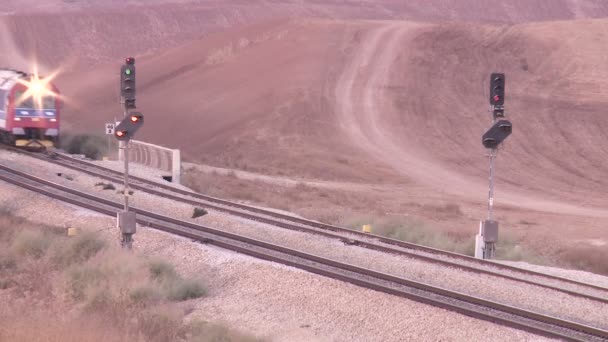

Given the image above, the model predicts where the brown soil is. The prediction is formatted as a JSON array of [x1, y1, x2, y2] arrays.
[[1, 1, 607, 271]]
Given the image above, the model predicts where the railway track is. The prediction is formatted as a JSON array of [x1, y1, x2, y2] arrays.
[[24, 150, 607, 303], [0, 163, 607, 341]]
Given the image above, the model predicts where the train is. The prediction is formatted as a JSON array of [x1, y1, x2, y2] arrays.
[[0, 68, 61, 150]]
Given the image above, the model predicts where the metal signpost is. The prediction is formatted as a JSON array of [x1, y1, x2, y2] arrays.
[[105, 122, 115, 157], [475, 73, 512, 260], [114, 57, 143, 249]]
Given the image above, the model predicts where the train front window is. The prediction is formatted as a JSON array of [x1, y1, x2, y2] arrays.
[[43, 96, 55, 109], [14, 91, 56, 109]]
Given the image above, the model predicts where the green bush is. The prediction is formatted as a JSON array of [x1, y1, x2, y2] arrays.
[[148, 260, 206, 301], [165, 278, 206, 302], [60, 133, 107, 160], [130, 286, 163, 303], [149, 260, 178, 282]]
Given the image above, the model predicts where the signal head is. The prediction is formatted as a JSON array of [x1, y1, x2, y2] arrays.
[[482, 119, 512, 149], [129, 114, 144, 123], [120, 64, 136, 100], [489, 72, 505, 105], [129, 112, 144, 123]]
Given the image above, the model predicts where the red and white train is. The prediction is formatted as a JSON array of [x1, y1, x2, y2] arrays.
[[0, 68, 61, 149]]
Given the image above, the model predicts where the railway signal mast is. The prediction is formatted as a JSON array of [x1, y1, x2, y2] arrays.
[[115, 57, 144, 249], [476, 73, 512, 259]]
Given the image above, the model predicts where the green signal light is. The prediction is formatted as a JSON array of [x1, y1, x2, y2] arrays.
[[125, 68, 132, 75]]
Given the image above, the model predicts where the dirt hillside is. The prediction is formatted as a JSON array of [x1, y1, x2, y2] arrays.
[[1, 1, 607, 256]]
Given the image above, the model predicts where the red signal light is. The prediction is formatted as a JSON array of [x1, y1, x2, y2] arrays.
[[130, 116, 140, 122], [116, 131, 125, 137], [493, 95, 501, 102]]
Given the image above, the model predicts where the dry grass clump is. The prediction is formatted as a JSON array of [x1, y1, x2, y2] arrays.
[[53, 231, 108, 266], [59, 132, 107, 160], [340, 214, 476, 256], [186, 319, 263, 342], [181, 169, 368, 215], [558, 246, 608, 276], [147, 259, 207, 301], [10, 229, 54, 259], [0, 212, 262, 341], [95, 182, 116, 190], [182, 169, 607, 275], [66, 250, 206, 312]]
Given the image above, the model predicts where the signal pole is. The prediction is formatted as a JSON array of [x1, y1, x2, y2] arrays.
[[121, 106, 132, 249], [476, 73, 512, 260], [487, 141, 497, 221], [116, 57, 139, 249], [123, 106, 130, 212]]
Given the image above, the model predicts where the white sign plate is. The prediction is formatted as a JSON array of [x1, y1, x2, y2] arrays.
[[105, 123, 115, 135]]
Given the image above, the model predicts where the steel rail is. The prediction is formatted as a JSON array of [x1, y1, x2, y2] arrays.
[[0, 164, 607, 341], [35, 151, 608, 298]]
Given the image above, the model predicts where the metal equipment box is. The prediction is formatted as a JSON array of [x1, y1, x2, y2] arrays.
[[481, 220, 499, 243], [118, 211, 137, 234]]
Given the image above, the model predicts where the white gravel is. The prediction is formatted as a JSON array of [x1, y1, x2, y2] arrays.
[[12, 151, 608, 328], [498, 260, 608, 289], [0, 150, 598, 340]]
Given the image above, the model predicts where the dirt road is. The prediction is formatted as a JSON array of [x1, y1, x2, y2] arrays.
[[333, 21, 608, 218]]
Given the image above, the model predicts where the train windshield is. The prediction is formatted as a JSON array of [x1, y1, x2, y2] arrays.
[[14, 91, 56, 109]]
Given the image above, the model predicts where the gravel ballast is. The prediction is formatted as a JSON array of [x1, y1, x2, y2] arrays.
[[2, 150, 603, 340]]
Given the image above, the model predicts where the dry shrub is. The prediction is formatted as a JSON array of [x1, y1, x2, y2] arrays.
[[558, 246, 608, 276], [138, 307, 183, 342], [0, 314, 132, 342], [340, 214, 475, 256], [164, 278, 206, 301], [149, 259, 178, 281], [187, 319, 265, 342], [0, 213, 256, 341], [0, 252, 17, 270], [148, 259, 206, 301], [421, 203, 463, 218], [10, 229, 54, 259], [192, 207, 208, 219], [494, 235, 547, 264], [68, 265, 106, 301], [130, 285, 163, 303], [181, 169, 362, 215], [60, 133, 107, 160], [95, 182, 116, 190], [53, 231, 108, 266], [0, 278, 13, 289]]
